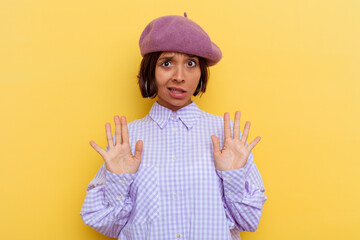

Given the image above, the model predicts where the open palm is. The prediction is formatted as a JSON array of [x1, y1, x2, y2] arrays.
[[89, 115, 143, 174], [211, 111, 261, 171]]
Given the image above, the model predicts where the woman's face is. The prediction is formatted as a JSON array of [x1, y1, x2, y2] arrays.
[[155, 52, 201, 111]]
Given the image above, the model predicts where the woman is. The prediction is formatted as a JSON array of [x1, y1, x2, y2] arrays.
[[80, 13, 267, 240]]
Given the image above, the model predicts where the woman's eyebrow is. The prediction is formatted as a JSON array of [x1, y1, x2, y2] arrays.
[[158, 54, 197, 62], [158, 55, 175, 61]]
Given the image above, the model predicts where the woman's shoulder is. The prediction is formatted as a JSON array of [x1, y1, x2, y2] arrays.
[[199, 110, 223, 123], [127, 115, 152, 129], [197, 110, 224, 132]]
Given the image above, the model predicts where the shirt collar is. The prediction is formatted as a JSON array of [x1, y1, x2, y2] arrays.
[[149, 101, 203, 130]]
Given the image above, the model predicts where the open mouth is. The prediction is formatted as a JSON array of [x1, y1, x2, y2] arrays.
[[168, 87, 186, 93], [168, 87, 187, 99]]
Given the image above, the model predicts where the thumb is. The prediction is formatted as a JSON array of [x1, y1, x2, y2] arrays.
[[211, 135, 221, 156], [134, 140, 143, 161]]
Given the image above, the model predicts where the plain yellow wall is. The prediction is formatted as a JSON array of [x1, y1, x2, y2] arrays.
[[1, 0, 359, 239]]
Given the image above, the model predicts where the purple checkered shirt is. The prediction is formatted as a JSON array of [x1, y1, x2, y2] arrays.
[[80, 101, 267, 239]]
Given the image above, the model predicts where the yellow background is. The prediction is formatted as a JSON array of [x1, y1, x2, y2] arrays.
[[1, 0, 359, 239]]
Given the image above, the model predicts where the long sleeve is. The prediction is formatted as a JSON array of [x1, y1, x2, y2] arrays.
[[80, 163, 136, 238], [80, 102, 267, 239], [217, 151, 267, 232]]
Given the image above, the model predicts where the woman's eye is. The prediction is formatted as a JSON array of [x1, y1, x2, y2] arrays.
[[187, 60, 196, 67], [161, 61, 171, 67]]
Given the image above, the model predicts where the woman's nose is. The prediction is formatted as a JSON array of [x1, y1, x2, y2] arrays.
[[173, 65, 185, 82]]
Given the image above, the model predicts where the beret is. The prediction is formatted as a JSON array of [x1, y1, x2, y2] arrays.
[[139, 13, 222, 66]]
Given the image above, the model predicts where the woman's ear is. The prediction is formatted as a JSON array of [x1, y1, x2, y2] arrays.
[[193, 78, 202, 96]]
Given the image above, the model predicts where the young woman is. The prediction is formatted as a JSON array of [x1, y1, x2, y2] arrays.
[[80, 14, 267, 240]]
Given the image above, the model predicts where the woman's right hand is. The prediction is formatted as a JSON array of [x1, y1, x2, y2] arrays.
[[89, 115, 143, 175]]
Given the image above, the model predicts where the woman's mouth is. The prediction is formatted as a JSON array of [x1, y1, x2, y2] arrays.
[[168, 87, 187, 99]]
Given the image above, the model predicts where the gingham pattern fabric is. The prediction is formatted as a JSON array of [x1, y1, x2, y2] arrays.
[[80, 101, 267, 240]]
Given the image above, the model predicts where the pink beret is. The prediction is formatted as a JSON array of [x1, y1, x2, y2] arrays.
[[139, 13, 222, 66]]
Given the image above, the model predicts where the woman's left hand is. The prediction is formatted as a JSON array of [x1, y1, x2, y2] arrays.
[[211, 111, 261, 171]]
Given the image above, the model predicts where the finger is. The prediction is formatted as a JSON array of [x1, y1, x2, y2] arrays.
[[89, 140, 106, 158], [233, 111, 241, 139], [134, 140, 143, 160], [114, 115, 121, 146], [121, 116, 130, 144], [248, 136, 261, 151], [241, 121, 251, 143], [224, 112, 231, 140], [211, 135, 221, 156], [105, 123, 114, 148]]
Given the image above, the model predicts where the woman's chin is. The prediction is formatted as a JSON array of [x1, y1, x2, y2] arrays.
[[158, 98, 192, 111]]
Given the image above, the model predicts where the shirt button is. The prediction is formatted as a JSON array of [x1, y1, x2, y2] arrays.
[[172, 128, 177, 132], [227, 191, 232, 195], [174, 194, 179, 200], [121, 180, 126, 184], [171, 113, 176, 118], [173, 156, 177, 161], [118, 194, 123, 199], [176, 233, 181, 238], [224, 177, 231, 182]]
